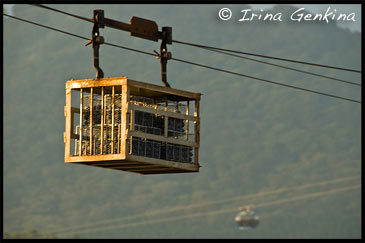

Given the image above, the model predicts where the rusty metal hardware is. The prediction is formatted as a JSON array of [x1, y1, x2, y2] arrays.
[[85, 10, 105, 80], [160, 27, 172, 88], [86, 10, 173, 85], [154, 27, 172, 87], [129, 16, 160, 41], [103, 14, 173, 87]]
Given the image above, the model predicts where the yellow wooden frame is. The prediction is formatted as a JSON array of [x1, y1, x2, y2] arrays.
[[64, 77, 201, 175]]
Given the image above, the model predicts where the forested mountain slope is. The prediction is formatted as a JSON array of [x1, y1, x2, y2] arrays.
[[3, 4, 361, 238]]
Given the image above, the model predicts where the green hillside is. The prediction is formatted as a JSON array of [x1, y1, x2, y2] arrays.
[[3, 4, 361, 239]]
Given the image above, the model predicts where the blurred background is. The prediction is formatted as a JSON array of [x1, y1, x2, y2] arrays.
[[3, 4, 361, 239]]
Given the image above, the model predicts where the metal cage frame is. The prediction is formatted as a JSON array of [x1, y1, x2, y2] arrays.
[[64, 76, 201, 174]]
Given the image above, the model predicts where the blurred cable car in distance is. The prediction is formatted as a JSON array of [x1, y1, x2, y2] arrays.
[[235, 205, 260, 230]]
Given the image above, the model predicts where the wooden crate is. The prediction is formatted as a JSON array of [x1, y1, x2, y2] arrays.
[[64, 77, 201, 175]]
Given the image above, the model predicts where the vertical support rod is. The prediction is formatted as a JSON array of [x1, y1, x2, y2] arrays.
[[194, 99, 200, 166], [159, 26, 172, 87], [129, 109, 135, 155], [100, 87, 104, 154], [111, 86, 115, 153], [64, 87, 72, 159], [121, 84, 129, 157], [164, 100, 168, 138], [130, 109, 135, 131], [120, 90, 123, 154], [164, 115, 168, 138], [186, 101, 190, 141], [91, 10, 104, 80], [89, 88, 93, 155], [93, 43, 104, 80], [79, 88, 83, 155], [118, 124, 121, 154]]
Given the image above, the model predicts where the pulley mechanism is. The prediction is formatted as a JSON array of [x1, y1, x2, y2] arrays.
[[85, 10, 173, 86]]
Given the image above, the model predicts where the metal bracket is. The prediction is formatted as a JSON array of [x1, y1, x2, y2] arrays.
[[86, 10, 105, 80], [156, 26, 172, 87], [86, 10, 174, 85]]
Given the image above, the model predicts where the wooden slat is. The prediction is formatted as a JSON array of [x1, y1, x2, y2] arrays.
[[108, 165, 163, 170], [121, 84, 129, 156], [100, 87, 104, 154], [194, 99, 200, 166], [64, 88, 72, 160], [186, 101, 189, 141], [66, 77, 127, 90], [65, 153, 125, 162], [128, 102, 198, 122], [67, 159, 199, 174], [79, 88, 83, 156], [67, 77, 201, 101], [85, 162, 146, 166], [89, 87, 93, 155], [126, 154, 199, 171], [128, 130, 197, 148], [125, 79, 201, 100], [137, 169, 198, 175], [111, 86, 115, 153]]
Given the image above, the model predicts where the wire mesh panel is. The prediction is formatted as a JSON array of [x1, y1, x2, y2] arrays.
[[168, 117, 186, 139], [134, 110, 164, 136], [163, 143, 193, 163], [168, 102, 187, 114], [128, 120, 193, 162], [129, 137, 162, 159], [73, 87, 123, 156], [127, 97, 195, 163]]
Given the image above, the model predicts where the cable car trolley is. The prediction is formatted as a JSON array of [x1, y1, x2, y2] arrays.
[[64, 10, 201, 175], [235, 205, 260, 230]]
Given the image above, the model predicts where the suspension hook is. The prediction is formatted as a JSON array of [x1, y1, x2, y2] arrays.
[[158, 27, 172, 88], [86, 10, 105, 80]]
